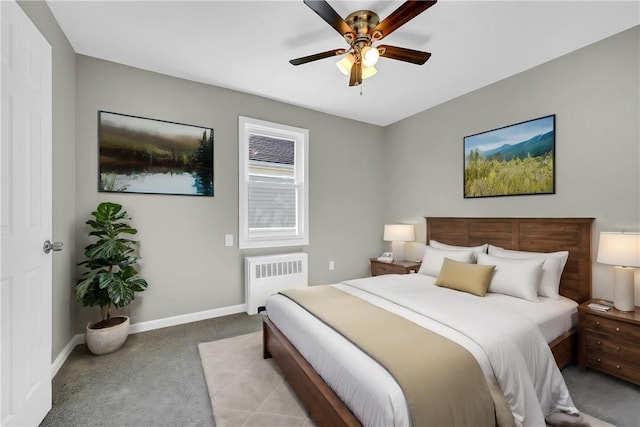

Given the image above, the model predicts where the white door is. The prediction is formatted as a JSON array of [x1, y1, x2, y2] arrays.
[[0, 1, 53, 426]]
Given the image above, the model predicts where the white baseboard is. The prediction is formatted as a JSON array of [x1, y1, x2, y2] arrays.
[[51, 303, 248, 379], [128, 304, 246, 334], [51, 333, 84, 378]]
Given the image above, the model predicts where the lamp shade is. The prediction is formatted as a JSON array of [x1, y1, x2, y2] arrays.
[[383, 224, 415, 242], [336, 54, 355, 76], [361, 65, 377, 79], [597, 232, 640, 267]]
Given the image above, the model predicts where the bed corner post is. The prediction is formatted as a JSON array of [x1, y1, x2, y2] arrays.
[[263, 318, 272, 359]]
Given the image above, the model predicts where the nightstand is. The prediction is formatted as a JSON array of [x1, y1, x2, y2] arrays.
[[370, 258, 421, 276], [578, 299, 640, 385]]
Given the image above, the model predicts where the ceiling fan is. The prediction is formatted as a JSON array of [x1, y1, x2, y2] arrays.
[[290, 0, 437, 87]]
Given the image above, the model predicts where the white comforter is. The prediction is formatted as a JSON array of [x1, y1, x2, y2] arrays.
[[341, 274, 577, 427], [267, 273, 577, 427]]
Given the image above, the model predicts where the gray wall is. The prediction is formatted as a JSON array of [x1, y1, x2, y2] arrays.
[[74, 56, 387, 327], [17, 0, 640, 362], [383, 26, 640, 303], [17, 1, 77, 361]]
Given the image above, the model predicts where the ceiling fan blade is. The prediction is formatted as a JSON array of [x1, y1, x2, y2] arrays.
[[303, 0, 354, 37], [349, 62, 362, 87], [372, 1, 437, 40], [378, 45, 431, 65], [289, 48, 347, 66]]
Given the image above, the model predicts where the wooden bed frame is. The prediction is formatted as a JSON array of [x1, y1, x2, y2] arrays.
[[263, 217, 594, 427]]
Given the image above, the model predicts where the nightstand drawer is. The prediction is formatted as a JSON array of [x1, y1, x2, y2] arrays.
[[585, 332, 640, 363], [586, 352, 640, 384], [585, 314, 640, 342], [372, 262, 404, 275], [370, 259, 421, 276], [578, 300, 640, 385]]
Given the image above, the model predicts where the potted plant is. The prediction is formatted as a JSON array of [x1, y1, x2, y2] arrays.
[[75, 202, 148, 355]]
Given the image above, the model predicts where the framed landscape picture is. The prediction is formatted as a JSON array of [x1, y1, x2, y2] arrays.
[[464, 115, 555, 198], [98, 111, 214, 196]]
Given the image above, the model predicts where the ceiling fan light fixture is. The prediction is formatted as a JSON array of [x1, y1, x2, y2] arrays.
[[361, 46, 380, 67], [336, 53, 355, 76], [362, 65, 377, 79], [292, 0, 437, 87]]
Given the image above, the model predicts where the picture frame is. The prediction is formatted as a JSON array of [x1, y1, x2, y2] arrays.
[[463, 115, 555, 198], [98, 111, 214, 196]]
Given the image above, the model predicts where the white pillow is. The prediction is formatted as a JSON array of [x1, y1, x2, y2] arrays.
[[429, 240, 488, 262], [418, 246, 475, 277], [488, 245, 569, 299], [477, 253, 544, 302]]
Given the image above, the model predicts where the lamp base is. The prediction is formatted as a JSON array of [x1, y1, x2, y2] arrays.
[[613, 266, 636, 312], [391, 241, 405, 262]]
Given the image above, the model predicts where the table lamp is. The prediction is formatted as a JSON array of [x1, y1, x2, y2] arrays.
[[383, 224, 415, 262], [597, 231, 640, 312]]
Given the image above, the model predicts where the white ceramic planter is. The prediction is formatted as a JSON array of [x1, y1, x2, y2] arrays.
[[85, 316, 130, 355]]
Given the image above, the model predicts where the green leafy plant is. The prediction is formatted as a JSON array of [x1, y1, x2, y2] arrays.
[[75, 202, 148, 328]]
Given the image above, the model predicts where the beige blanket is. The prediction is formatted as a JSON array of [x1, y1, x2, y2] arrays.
[[281, 285, 514, 427]]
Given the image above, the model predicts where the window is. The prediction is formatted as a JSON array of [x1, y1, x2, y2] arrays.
[[239, 116, 308, 249]]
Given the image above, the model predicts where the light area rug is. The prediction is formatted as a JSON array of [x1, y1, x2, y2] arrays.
[[198, 332, 314, 427], [199, 332, 614, 427]]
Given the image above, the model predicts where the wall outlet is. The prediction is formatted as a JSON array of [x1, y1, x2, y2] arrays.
[[329, 260, 335, 271], [224, 234, 233, 247]]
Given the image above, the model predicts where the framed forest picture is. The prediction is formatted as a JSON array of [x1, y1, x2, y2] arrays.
[[464, 115, 555, 198], [98, 111, 214, 196]]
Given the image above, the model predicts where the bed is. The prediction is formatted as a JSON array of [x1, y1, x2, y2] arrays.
[[263, 217, 594, 427]]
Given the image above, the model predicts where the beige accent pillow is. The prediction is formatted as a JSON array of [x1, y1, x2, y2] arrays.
[[434, 258, 496, 297]]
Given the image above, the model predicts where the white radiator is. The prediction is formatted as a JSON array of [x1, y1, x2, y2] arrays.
[[244, 253, 308, 315]]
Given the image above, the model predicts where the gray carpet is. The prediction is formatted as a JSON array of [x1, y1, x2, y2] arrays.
[[40, 313, 262, 427], [42, 313, 639, 427], [561, 364, 640, 427]]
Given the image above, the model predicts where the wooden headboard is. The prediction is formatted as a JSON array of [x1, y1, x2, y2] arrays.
[[425, 217, 594, 303]]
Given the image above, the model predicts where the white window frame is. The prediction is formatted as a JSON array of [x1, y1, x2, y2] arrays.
[[238, 116, 309, 249]]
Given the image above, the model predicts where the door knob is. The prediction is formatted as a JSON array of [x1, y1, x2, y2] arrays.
[[43, 240, 63, 254]]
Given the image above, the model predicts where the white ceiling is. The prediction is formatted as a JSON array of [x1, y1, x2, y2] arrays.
[[47, 1, 639, 126]]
